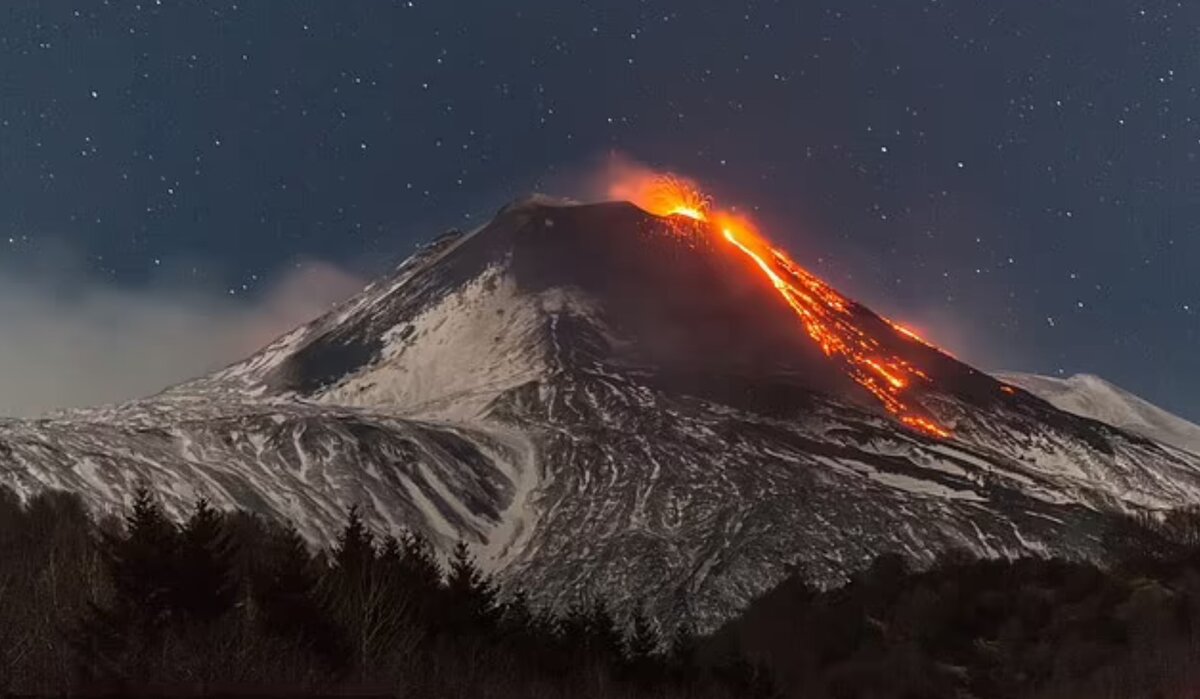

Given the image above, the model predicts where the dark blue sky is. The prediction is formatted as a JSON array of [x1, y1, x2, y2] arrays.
[[1, 1, 1198, 419]]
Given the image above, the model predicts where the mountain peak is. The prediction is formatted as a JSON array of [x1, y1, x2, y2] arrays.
[[997, 371, 1200, 456], [6, 188, 1200, 632], [499, 192, 581, 212], [189, 194, 1008, 433]]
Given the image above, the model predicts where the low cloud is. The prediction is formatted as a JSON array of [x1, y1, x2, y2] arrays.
[[0, 261, 364, 418]]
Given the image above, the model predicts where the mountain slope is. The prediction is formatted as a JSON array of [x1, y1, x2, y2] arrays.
[[997, 372, 1200, 457], [2, 198, 1199, 630]]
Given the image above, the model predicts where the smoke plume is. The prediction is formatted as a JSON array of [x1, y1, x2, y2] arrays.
[[0, 259, 363, 417]]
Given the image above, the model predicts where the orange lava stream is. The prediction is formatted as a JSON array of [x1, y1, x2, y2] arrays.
[[632, 174, 951, 439]]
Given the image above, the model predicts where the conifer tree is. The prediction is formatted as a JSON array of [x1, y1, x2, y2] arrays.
[[331, 505, 375, 579], [173, 498, 239, 623], [253, 522, 344, 670], [378, 534, 402, 567], [322, 506, 416, 678], [78, 486, 179, 684], [444, 540, 498, 633], [626, 602, 660, 664], [397, 529, 442, 595], [111, 487, 179, 622]]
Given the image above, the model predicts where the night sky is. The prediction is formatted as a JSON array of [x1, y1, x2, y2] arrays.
[[1, 1, 1198, 419]]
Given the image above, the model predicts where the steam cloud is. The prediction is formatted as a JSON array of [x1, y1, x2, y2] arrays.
[[583, 153, 701, 206], [0, 260, 364, 418]]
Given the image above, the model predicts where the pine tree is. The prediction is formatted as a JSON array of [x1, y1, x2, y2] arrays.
[[397, 529, 442, 595], [323, 507, 374, 674], [626, 602, 660, 664], [377, 530, 442, 633], [111, 487, 179, 622], [332, 505, 375, 579], [253, 523, 345, 671], [378, 534, 402, 567], [173, 498, 239, 623], [77, 486, 179, 684], [322, 506, 417, 678], [443, 540, 497, 635]]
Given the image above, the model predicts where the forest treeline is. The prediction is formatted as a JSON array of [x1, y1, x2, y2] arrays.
[[709, 506, 1200, 699], [0, 486, 766, 698], [3, 485, 1200, 698]]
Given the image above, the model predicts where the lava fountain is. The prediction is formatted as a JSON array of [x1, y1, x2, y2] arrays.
[[615, 171, 951, 439]]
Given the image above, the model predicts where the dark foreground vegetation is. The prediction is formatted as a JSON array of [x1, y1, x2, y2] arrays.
[[3, 486, 1200, 698], [711, 507, 1200, 699], [0, 487, 764, 698]]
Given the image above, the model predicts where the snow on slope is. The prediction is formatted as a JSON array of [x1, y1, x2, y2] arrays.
[[6, 198, 1200, 630], [997, 372, 1200, 457], [0, 405, 525, 554], [317, 265, 603, 422]]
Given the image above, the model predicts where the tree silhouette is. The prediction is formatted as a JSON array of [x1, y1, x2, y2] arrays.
[[78, 486, 179, 684], [443, 539, 498, 636], [111, 487, 179, 621], [397, 529, 442, 598], [8, 485, 792, 696], [331, 505, 375, 578], [321, 506, 417, 679], [173, 497, 238, 623], [627, 602, 660, 663]]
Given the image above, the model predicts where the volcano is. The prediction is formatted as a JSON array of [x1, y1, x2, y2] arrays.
[[3, 190, 1200, 630]]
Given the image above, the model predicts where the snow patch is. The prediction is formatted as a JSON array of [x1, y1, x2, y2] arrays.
[[998, 372, 1200, 457]]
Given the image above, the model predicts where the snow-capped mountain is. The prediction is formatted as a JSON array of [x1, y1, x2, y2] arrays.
[[995, 372, 1200, 458], [3, 197, 1200, 630]]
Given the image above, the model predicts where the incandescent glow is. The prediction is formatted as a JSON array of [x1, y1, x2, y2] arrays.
[[609, 173, 709, 223], [889, 322, 926, 344], [617, 171, 952, 439], [670, 205, 707, 221]]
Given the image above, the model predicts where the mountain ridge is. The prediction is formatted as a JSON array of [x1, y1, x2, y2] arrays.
[[3, 197, 1199, 630], [996, 371, 1200, 458]]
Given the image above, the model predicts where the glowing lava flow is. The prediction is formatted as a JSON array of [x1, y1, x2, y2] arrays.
[[626, 174, 951, 439]]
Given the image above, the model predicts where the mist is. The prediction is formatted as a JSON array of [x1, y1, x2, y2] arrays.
[[0, 261, 364, 418]]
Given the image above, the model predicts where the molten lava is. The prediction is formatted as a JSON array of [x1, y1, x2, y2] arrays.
[[610, 174, 710, 225], [620, 172, 951, 439]]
